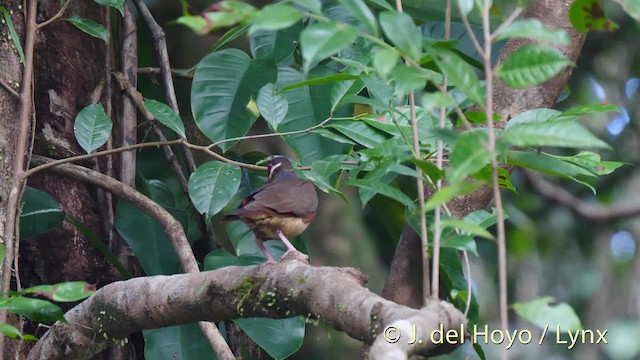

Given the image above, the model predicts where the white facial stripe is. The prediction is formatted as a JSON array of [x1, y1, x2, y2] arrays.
[[268, 162, 282, 178]]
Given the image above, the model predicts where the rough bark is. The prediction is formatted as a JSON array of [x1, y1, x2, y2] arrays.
[[382, 0, 588, 309], [27, 259, 467, 360]]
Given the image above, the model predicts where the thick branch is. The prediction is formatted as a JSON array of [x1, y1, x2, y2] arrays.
[[27, 261, 466, 360]]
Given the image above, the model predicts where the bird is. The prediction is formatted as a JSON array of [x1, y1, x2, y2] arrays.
[[223, 157, 318, 263]]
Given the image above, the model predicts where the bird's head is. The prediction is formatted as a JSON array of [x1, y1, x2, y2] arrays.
[[267, 157, 296, 182]]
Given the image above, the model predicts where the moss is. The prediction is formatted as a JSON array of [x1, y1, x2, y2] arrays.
[[335, 303, 347, 313]]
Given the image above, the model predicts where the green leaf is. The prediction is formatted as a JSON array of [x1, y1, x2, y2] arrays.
[[257, 83, 288, 130], [73, 103, 113, 153], [338, 0, 379, 35], [144, 324, 216, 360], [435, 50, 484, 106], [379, 11, 422, 60], [191, 49, 277, 151], [312, 128, 357, 145], [143, 99, 186, 138], [411, 158, 443, 182], [496, 44, 574, 89], [549, 151, 626, 176], [505, 108, 562, 129], [447, 129, 491, 184], [178, 1, 256, 34], [303, 158, 345, 199], [204, 249, 264, 268], [235, 317, 305, 360], [189, 162, 241, 220], [0, 6, 25, 64], [513, 297, 583, 332], [390, 65, 427, 96], [569, 0, 619, 31], [115, 201, 185, 275], [65, 16, 109, 43], [93, 0, 124, 15], [250, 22, 302, 62], [250, 3, 302, 32], [300, 22, 358, 72], [212, 24, 251, 52], [276, 67, 351, 164], [0, 297, 65, 324], [439, 234, 478, 255], [292, 0, 322, 13], [424, 182, 483, 212], [554, 103, 620, 119], [373, 48, 400, 79], [440, 218, 494, 240], [345, 179, 415, 208], [495, 19, 570, 46], [326, 121, 388, 148], [19, 187, 65, 240], [23, 281, 94, 302], [0, 324, 23, 339], [501, 121, 610, 149]]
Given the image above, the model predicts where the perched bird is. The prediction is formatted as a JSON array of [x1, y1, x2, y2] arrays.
[[223, 157, 318, 263]]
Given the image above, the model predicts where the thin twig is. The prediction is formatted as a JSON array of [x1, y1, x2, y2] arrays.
[[207, 117, 333, 150], [490, 7, 525, 41], [138, 67, 194, 79], [458, 3, 485, 59], [0, 0, 38, 354], [0, 78, 20, 98], [481, 0, 508, 359], [36, 0, 72, 29], [432, 0, 452, 302]]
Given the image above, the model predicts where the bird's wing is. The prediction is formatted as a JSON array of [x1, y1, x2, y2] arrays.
[[243, 180, 318, 218]]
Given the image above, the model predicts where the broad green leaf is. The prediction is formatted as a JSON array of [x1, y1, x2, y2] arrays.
[[447, 129, 491, 183], [501, 121, 610, 149], [65, 16, 109, 43], [424, 182, 483, 212], [235, 317, 305, 360], [440, 218, 494, 240], [191, 49, 277, 151], [549, 151, 626, 176], [496, 44, 574, 89], [189, 162, 241, 219], [23, 282, 94, 302], [379, 11, 422, 60], [204, 249, 265, 268], [257, 83, 288, 130], [373, 48, 400, 79], [505, 108, 562, 129], [338, 0, 379, 35], [0, 297, 65, 324], [411, 158, 443, 182], [144, 324, 216, 360], [439, 247, 480, 325], [250, 3, 302, 32], [177, 1, 256, 34], [74, 103, 112, 153], [292, 0, 322, 13], [435, 50, 484, 106], [312, 128, 357, 145], [553, 103, 620, 119], [345, 179, 415, 208], [326, 121, 388, 148], [439, 234, 478, 255], [300, 22, 358, 72], [93, 0, 124, 15], [0, 324, 23, 339], [276, 67, 350, 164], [0, 6, 25, 64], [569, 0, 619, 31], [495, 19, 570, 46], [20, 187, 65, 240], [303, 158, 345, 198], [143, 99, 186, 138], [115, 200, 188, 275], [390, 65, 427, 96], [513, 297, 583, 332], [250, 21, 302, 62]]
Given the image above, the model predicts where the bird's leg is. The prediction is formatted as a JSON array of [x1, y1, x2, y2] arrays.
[[277, 230, 299, 255], [256, 238, 276, 264]]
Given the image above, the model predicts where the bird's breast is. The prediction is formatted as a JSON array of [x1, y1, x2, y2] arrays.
[[246, 215, 311, 240]]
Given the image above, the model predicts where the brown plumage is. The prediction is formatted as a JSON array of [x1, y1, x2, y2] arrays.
[[223, 157, 318, 262]]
